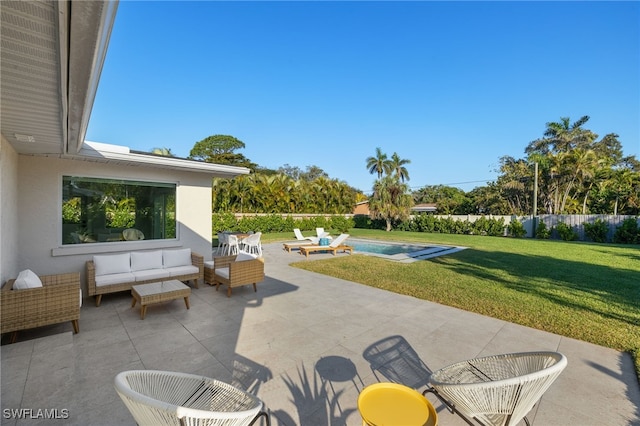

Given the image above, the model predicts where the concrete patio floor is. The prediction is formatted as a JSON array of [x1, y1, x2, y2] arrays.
[[2, 242, 639, 425]]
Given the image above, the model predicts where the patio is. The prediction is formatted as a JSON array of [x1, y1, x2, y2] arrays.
[[1, 242, 639, 425]]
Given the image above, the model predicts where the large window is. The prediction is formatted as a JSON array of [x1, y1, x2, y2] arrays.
[[62, 176, 176, 244]]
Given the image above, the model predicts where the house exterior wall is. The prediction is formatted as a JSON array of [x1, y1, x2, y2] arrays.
[[0, 136, 19, 284], [353, 202, 370, 215], [15, 156, 213, 292]]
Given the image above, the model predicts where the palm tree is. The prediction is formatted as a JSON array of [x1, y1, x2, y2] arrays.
[[369, 175, 413, 231], [389, 152, 410, 182], [526, 116, 596, 155], [366, 147, 391, 179]]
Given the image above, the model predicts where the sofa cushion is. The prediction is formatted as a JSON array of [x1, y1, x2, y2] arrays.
[[165, 265, 198, 278], [93, 253, 131, 276], [215, 266, 230, 280], [13, 269, 43, 290], [133, 269, 171, 282], [204, 260, 215, 270], [95, 272, 136, 287], [236, 252, 258, 262], [163, 249, 192, 268], [131, 251, 163, 272]]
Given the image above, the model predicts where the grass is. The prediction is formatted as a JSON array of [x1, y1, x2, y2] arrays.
[[268, 229, 640, 380]]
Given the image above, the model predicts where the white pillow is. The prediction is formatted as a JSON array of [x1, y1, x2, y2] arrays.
[[163, 249, 192, 268], [236, 252, 258, 262], [93, 253, 131, 276], [13, 269, 43, 290], [131, 251, 163, 272]]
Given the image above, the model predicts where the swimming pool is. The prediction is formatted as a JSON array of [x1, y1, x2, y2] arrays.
[[350, 239, 465, 262], [352, 241, 431, 255]]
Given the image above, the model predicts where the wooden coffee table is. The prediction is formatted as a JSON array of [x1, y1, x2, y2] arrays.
[[131, 280, 191, 319]]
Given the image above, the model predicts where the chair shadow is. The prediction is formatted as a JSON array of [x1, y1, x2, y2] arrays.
[[232, 353, 273, 395], [362, 335, 432, 390]]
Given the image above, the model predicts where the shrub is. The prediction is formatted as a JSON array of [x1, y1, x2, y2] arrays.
[[535, 221, 550, 239], [583, 219, 609, 243], [330, 216, 355, 233], [555, 222, 578, 241], [613, 217, 639, 244], [507, 219, 527, 238], [353, 214, 373, 229], [472, 216, 506, 236], [212, 212, 238, 233]]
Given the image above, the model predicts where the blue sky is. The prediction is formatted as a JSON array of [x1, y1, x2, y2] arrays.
[[86, 1, 640, 193]]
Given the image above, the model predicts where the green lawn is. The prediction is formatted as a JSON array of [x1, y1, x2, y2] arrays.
[[268, 229, 640, 379]]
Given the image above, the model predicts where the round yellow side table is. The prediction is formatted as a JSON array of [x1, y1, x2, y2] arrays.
[[357, 382, 438, 426]]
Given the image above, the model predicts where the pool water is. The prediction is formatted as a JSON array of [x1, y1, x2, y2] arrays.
[[352, 242, 430, 255]]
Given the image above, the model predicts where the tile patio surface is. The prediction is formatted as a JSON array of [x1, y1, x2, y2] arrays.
[[1, 242, 639, 425]]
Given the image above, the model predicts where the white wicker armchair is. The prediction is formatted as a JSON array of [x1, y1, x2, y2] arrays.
[[425, 351, 567, 426], [114, 370, 269, 426]]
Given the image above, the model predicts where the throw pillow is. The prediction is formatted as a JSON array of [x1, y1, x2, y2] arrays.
[[13, 269, 43, 290]]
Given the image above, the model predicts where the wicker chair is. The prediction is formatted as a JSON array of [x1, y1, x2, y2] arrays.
[[114, 370, 270, 426], [211, 254, 265, 297], [425, 351, 567, 426], [0, 272, 81, 343]]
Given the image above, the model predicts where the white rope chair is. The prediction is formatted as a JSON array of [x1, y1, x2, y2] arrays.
[[114, 370, 269, 426], [425, 351, 567, 426]]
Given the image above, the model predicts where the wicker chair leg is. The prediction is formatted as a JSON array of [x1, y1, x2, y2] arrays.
[[9, 332, 18, 344], [227, 286, 232, 297], [95, 295, 102, 307], [193, 279, 199, 289], [72, 319, 79, 334], [252, 283, 257, 292]]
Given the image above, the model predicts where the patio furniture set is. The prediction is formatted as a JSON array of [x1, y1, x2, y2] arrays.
[[1, 242, 267, 340], [2, 232, 567, 425]]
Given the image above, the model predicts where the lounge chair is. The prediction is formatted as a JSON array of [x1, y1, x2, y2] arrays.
[[294, 228, 319, 243], [283, 241, 315, 253], [299, 233, 353, 258], [316, 227, 331, 239]]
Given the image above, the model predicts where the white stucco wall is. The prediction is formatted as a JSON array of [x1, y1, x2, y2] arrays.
[[16, 156, 213, 292], [0, 136, 19, 284]]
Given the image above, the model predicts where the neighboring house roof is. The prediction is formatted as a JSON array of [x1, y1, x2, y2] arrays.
[[412, 203, 438, 212], [0, 0, 247, 178]]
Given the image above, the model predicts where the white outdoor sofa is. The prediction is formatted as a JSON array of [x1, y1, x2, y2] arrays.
[[87, 248, 203, 306]]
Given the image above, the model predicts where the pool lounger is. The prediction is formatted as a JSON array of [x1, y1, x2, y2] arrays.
[[299, 244, 354, 258], [282, 241, 314, 252]]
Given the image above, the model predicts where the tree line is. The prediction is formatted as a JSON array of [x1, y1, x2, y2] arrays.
[[154, 115, 639, 218]]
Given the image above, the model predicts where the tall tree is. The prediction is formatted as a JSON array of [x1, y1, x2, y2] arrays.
[[366, 147, 391, 178], [189, 134, 257, 169], [526, 116, 596, 155], [369, 175, 413, 231], [389, 152, 411, 182]]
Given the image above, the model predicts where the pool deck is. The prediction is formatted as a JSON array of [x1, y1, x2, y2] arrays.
[[1, 242, 639, 425]]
